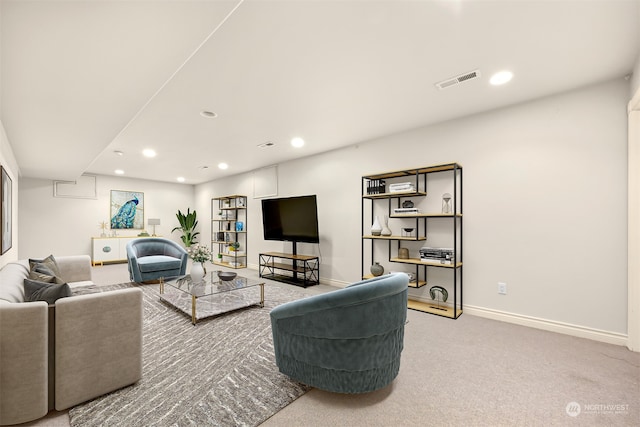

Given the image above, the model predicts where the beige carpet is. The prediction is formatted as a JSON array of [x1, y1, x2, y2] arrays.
[[68, 281, 311, 427], [25, 262, 640, 426], [263, 309, 640, 426]]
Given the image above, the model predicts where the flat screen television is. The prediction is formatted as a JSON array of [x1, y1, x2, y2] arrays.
[[261, 195, 319, 246]]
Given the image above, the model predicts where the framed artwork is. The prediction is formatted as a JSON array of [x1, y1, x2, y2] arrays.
[[110, 190, 144, 229], [1, 166, 12, 254]]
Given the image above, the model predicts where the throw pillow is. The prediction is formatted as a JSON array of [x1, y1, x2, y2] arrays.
[[28, 264, 57, 283], [28, 254, 65, 284], [23, 278, 72, 304]]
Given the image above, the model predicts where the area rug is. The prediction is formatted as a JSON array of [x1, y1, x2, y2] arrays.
[[68, 282, 311, 427]]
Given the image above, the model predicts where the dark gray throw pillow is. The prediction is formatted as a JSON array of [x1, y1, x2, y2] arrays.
[[24, 278, 72, 304]]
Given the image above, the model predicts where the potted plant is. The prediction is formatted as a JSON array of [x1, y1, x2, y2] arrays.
[[172, 208, 199, 247]]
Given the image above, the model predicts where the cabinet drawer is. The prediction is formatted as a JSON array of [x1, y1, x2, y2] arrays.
[[92, 238, 120, 262]]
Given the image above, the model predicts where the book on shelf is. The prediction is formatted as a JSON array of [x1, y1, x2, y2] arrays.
[[420, 258, 453, 265], [389, 182, 416, 192], [366, 179, 386, 195], [393, 207, 420, 214]]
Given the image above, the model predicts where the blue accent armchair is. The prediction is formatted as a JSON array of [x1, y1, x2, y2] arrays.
[[270, 273, 409, 393], [126, 238, 188, 283]]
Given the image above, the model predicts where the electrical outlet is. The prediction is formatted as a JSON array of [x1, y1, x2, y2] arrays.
[[498, 282, 507, 295]]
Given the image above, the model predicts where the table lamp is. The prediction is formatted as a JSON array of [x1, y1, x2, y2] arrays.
[[148, 218, 160, 236]]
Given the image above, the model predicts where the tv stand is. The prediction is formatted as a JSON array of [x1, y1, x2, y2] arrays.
[[259, 252, 319, 288]]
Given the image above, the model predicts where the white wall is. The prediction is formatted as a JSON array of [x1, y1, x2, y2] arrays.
[[631, 6, 640, 97], [627, 90, 640, 351], [0, 119, 19, 267], [13, 77, 629, 338], [195, 78, 629, 336], [632, 53, 640, 98], [19, 175, 194, 259]]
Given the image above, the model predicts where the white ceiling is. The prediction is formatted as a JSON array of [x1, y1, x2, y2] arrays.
[[2, 0, 639, 184]]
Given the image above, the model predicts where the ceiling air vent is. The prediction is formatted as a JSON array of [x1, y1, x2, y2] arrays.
[[435, 70, 480, 90]]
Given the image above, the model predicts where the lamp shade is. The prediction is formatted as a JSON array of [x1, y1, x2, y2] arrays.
[[148, 218, 161, 226]]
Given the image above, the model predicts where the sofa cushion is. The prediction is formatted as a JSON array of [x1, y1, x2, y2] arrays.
[[0, 262, 29, 303], [137, 255, 182, 273], [24, 279, 72, 304]]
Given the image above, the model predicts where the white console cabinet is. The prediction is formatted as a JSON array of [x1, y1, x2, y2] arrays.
[[91, 236, 154, 265]]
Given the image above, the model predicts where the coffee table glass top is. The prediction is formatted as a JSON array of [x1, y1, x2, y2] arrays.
[[163, 271, 262, 297], [159, 271, 265, 324]]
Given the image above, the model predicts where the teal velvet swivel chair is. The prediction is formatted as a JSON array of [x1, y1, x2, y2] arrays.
[[126, 238, 188, 283], [270, 273, 409, 394]]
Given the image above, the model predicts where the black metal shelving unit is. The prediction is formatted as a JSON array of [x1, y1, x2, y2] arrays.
[[258, 252, 319, 288], [361, 163, 463, 319]]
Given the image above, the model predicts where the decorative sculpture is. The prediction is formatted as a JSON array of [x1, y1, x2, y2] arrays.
[[429, 285, 448, 312]]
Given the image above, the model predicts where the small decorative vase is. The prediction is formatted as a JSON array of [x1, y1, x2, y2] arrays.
[[398, 247, 409, 259], [381, 215, 392, 236], [370, 262, 384, 277], [442, 193, 452, 214], [190, 262, 205, 283], [371, 216, 382, 236]]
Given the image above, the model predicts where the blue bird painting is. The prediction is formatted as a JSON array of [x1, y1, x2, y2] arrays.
[[111, 195, 139, 229]]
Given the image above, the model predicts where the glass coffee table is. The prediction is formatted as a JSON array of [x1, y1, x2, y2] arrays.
[[159, 271, 264, 325]]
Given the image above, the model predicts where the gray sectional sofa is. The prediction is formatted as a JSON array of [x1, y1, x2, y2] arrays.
[[0, 255, 143, 426]]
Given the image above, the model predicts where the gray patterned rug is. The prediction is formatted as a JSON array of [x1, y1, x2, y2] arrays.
[[68, 282, 311, 427]]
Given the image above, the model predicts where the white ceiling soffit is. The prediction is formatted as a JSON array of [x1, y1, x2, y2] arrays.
[[1, 0, 639, 184], [1, 0, 241, 181]]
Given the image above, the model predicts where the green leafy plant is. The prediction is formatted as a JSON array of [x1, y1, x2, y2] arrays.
[[172, 208, 199, 247]]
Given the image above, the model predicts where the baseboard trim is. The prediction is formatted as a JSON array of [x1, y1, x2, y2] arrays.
[[319, 278, 350, 288], [245, 264, 629, 347], [464, 304, 628, 347]]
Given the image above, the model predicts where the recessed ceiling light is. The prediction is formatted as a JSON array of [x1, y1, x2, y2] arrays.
[[218, 162, 229, 170], [200, 110, 218, 118], [115, 169, 124, 175], [113, 150, 124, 156], [142, 148, 157, 158], [177, 177, 185, 183], [291, 137, 305, 148], [490, 70, 513, 86]]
